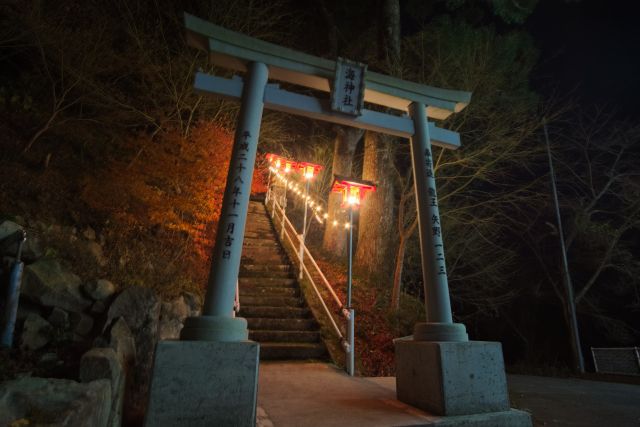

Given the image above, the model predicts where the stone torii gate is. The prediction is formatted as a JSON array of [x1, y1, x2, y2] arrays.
[[145, 13, 531, 427]]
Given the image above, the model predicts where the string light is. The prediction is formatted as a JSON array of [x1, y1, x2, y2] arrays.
[[270, 166, 352, 229]]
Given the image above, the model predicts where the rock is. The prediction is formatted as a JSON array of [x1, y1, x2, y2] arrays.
[[0, 376, 111, 427], [0, 220, 42, 262], [87, 241, 107, 267], [83, 279, 116, 301], [109, 317, 136, 369], [158, 292, 203, 340], [20, 314, 53, 350], [16, 299, 43, 322], [48, 307, 70, 329], [69, 312, 94, 336], [82, 227, 96, 241], [159, 296, 188, 340], [21, 258, 91, 312], [36, 352, 63, 373], [80, 348, 124, 427], [91, 300, 108, 314], [106, 286, 160, 425], [182, 291, 202, 316]]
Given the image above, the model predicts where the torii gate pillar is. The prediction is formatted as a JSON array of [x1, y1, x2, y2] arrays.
[[146, 62, 268, 427], [393, 103, 526, 423]]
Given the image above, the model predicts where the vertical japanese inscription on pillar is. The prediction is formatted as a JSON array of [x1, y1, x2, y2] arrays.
[[331, 58, 367, 116], [424, 147, 447, 276], [221, 130, 251, 261]]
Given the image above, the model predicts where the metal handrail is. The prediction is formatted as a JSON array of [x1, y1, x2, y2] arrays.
[[274, 200, 343, 308], [270, 200, 347, 336], [267, 193, 355, 375]]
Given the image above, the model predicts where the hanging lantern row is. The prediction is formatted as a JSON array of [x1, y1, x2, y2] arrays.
[[270, 167, 353, 229], [266, 153, 323, 179]]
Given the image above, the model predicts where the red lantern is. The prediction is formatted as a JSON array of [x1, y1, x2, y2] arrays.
[[297, 162, 323, 180], [283, 159, 297, 174], [331, 175, 376, 208]]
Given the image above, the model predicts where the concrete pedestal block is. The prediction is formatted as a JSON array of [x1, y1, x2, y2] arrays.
[[395, 340, 526, 421], [145, 340, 259, 427]]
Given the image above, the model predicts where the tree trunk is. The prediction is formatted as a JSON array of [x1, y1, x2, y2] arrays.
[[322, 127, 363, 256], [390, 234, 407, 311], [380, 0, 401, 71], [355, 131, 396, 280]]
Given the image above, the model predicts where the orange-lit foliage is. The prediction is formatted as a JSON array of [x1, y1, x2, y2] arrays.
[[315, 258, 396, 376], [81, 121, 268, 295]]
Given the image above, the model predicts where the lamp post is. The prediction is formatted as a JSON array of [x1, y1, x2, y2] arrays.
[[297, 162, 323, 279], [331, 175, 376, 376]]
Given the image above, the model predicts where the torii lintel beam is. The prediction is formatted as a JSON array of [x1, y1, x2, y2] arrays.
[[194, 72, 460, 150], [184, 13, 472, 121]]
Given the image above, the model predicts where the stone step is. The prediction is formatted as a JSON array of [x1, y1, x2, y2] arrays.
[[259, 342, 327, 360], [245, 215, 270, 222], [247, 317, 318, 331], [240, 264, 291, 273], [240, 306, 310, 319], [249, 330, 321, 343], [244, 224, 273, 230], [243, 239, 279, 247], [240, 295, 304, 307], [241, 255, 289, 265], [244, 232, 275, 239], [240, 286, 299, 297], [239, 277, 296, 287], [239, 270, 293, 279], [242, 245, 283, 253]]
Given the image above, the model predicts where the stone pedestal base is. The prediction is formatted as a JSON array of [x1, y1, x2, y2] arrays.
[[395, 339, 530, 426], [145, 340, 259, 427]]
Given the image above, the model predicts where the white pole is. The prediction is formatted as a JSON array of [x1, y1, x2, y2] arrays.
[[543, 120, 585, 373]]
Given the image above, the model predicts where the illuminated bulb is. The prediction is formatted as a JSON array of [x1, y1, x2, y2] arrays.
[[348, 196, 359, 205], [344, 222, 350, 229], [332, 220, 338, 227], [323, 213, 329, 219]]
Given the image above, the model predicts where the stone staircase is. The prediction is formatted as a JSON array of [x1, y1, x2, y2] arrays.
[[239, 200, 326, 360]]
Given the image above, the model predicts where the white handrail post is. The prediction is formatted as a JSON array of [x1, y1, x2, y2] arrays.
[[266, 168, 272, 203], [271, 176, 277, 218], [280, 180, 287, 239]]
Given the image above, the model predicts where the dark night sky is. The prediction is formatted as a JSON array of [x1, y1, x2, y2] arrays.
[[528, 0, 640, 119]]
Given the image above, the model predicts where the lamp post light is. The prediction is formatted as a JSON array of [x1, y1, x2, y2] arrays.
[[296, 162, 323, 279], [331, 175, 376, 376]]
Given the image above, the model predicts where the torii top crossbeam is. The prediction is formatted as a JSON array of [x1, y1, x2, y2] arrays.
[[184, 13, 471, 120]]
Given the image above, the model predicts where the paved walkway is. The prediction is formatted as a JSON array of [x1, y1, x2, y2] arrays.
[[257, 362, 640, 427]]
